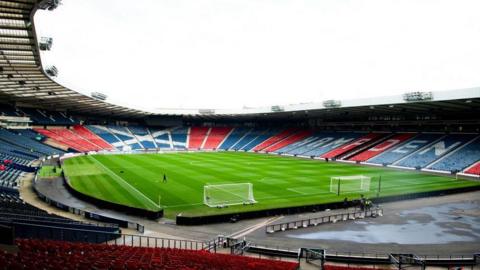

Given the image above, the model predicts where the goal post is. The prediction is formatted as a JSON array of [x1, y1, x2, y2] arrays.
[[330, 175, 371, 195], [203, 183, 256, 207]]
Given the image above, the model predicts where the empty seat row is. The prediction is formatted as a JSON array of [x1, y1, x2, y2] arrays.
[[0, 239, 299, 270]]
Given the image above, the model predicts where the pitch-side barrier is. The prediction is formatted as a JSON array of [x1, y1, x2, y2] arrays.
[[265, 208, 383, 234]]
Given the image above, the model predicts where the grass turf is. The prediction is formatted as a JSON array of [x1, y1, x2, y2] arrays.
[[62, 152, 480, 218], [38, 165, 63, 178]]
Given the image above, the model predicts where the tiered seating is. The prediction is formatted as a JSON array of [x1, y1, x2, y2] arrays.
[[241, 129, 279, 151], [465, 162, 480, 175], [203, 127, 233, 149], [320, 133, 384, 159], [14, 129, 64, 154], [53, 128, 104, 151], [276, 134, 320, 154], [252, 128, 297, 151], [0, 190, 61, 218], [298, 132, 362, 157], [16, 108, 78, 125], [150, 129, 172, 148], [0, 104, 19, 116], [0, 167, 23, 188], [87, 125, 124, 150], [218, 127, 251, 150], [368, 133, 443, 165], [0, 153, 30, 166], [19, 108, 54, 125], [396, 134, 477, 169], [266, 130, 313, 153], [429, 136, 480, 172], [107, 126, 143, 150], [35, 128, 100, 152], [349, 133, 416, 162], [0, 136, 43, 161], [0, 190, 120, 243], [188, 127, 209, 149], [72, 125, 114, 150], [0, 239, 299, 270], [170, 127, 188, 149], [34, 128, 83, 152], [231, 128, 264, 150], [128, 126, 156, 149]]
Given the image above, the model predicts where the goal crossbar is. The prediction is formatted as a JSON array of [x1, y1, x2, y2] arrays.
[[204, 183, 256, 207], [330, 175, 371, 195]]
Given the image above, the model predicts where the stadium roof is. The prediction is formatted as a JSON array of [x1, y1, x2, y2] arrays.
[[0, 0, 152, 118], [0, 0, 479, 121]]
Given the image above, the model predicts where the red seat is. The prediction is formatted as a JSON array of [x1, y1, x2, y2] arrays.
[[10, 239, 299, 270]]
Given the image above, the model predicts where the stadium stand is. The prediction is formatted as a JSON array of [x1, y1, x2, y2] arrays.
[[368, 133, 444, 165], [429, 136, 480, 172], [150, 128, 173, 148], [87, 125, 125, 150], [465, 161, 480, 175], [127, 126, 157, 149], [296, 132, 363, 157], [17, 108, 77, 126], [0, 239, 298, 270], [203, 127, 233, 149], [241, 129, 280, 151], [34, 128, 84, 152], [252, 128, 297, 151], [170, 127, 188, 149], [0, 128, 65, 162], [265, 130, 313, 153], [230, 128, 261, 150], [275, 134, 321, 154], [72, 125, 114, 150], [0, 189, 119, 243], [396, 134, 478, 169], [107, 126, 143, 150], [34, 128, 101, 152], [13, 129, 65, 155], [349, 133, 416, 162], [0, 168, 23, 188], [188, 127, 210, 149], [320, 133, 385, 159], [218, 127, 252, 150], [0, 104, 19, 117]]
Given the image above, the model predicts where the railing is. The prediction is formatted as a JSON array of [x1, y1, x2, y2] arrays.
[[107, 234, 212, 251], [265, 208, 383, 233], [11, 223, 213, 251]]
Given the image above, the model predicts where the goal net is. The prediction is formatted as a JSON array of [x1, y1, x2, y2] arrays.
[[330, 175, 371, 195], [204, 183, 256, 207]]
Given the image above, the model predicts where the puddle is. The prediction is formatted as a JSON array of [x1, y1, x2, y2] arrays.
[[287, 202, 480, 244]]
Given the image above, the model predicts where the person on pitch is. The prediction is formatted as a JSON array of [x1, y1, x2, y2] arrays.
[[163, 173, 167, 183]]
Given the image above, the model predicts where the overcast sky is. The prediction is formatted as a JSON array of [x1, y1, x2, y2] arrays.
[[34, 0, 480, 111]]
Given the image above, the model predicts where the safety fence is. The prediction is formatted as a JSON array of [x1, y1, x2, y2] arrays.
[[265, 208, 383, 233]]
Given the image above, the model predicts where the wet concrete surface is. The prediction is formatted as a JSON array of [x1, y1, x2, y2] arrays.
[[286, 201, 480, 244], [247, 192, 480, 255]]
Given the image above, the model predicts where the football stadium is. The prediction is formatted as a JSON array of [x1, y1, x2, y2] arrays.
[[1, 1, 480, 269]]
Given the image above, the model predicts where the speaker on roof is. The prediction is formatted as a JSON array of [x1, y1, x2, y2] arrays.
[[39, 37, 53, 51], [45, 66, 58, 77]]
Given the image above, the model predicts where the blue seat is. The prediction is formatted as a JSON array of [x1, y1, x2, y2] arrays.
[[219, 128, 250, 150], [430, 136, 480, 172], [397, 134, 477, 168], [369, 133, 444, 165]]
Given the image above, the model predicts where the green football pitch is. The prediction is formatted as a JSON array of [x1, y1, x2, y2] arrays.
[[62, 152, 479, 218]]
